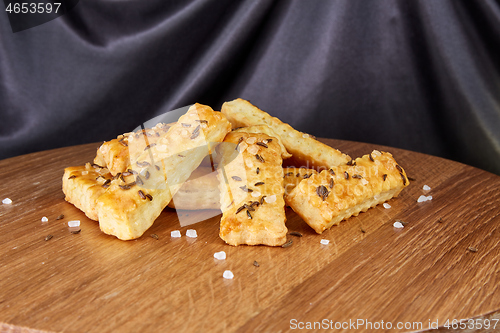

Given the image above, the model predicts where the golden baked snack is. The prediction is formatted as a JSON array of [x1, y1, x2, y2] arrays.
[[286, 150, 409, 234], [62, 163, 112, 221], [217, 131, 287, 246], [283, 167, 318, 196], [221, 98, 350, 170], [167, 167, 220, 210], [232, 125, 292, 159], [64, 103, 231, 240]]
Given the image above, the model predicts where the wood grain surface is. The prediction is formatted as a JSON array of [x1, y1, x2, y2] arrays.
[[1, 139, 499, 333]]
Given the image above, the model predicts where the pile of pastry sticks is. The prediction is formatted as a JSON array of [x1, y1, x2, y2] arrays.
[[62, 99, 409, 245]]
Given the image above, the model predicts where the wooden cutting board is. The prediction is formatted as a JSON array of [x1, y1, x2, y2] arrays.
[[1, 139, 499, 333]]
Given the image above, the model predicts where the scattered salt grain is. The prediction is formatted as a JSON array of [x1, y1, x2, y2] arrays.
[[361, 179, 369, 185], [171, 230, 181, 238], [214, 251, 226, 260], [246, 145, 259, 155], [251, 191, 261, 198], [264, 195, 277, 204], [320, 239, 330, 245], [41, 216, 49, 222], [68, 220, 80, 228], [223, 270, 234, 279], [417, 195, 433, 203], [302, 134, 309, 138], [423, 185, 431, 191], [2, 198, 12, 205], [186, 229, 197, 238], [383, 203, 391, 209], [393, 221, 404, 229]]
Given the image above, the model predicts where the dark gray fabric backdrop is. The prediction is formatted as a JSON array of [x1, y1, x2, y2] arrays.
[[1, 0, 499, 175]]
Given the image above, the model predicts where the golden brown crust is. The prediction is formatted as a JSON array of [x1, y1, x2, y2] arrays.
[[221, 98, 350, 170], [286, 150, 409, 234], [217, 132, 287, 246], [232, 125, 292, 159]]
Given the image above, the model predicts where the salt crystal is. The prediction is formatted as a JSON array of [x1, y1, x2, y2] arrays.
[[186, 229, 197, 238], [423, 185, 431, 191], [417, 195, 428, 203], [264, 195, 276, 204], [245, 137, 257, 144], [383, 203, 391, 209], [426, 195, 433, 201], [68, 220, 80, 227], [223, 270, 234, 279], [393, 221, 404, 228], [246, 145, 259, 155], [302, 134, 309, 138], [171, 230, 181, 238], [2, 198, 12, 205], [214, 251, 226, 260], [41, 216, 49, 222], [361, 179, 369, 185], [251, 191, 261, 198], [320, 239, 330, 245]]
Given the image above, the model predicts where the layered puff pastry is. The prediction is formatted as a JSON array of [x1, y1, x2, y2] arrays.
[[63, 103, 231, 240], [285, 150, 409, 234], [221, 98, 350, 170], [216, 132, 287, 246], [62, 164, 112, 221], [94, 123, 173, 176]]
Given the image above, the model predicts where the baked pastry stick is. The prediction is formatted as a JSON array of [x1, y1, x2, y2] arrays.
[[221, 98, 351, 170], [94, 123, 173, 176], [286, 150, 409, 234], [70, 104, 231, 240], [217, 132, 287, 246]]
